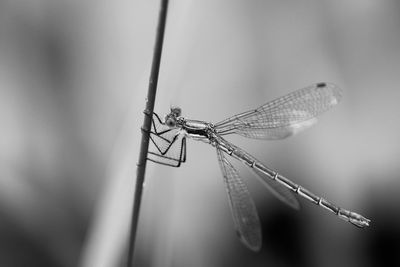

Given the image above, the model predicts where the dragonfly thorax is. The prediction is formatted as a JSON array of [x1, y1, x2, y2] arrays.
[[164, 108, 215, 139], [181, 119, 215, 139]]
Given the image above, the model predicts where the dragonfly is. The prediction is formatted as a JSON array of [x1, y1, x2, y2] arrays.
[[146, 82, 370, 251]]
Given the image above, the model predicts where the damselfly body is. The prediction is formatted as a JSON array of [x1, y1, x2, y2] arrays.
[[146, 82, 370, 251]]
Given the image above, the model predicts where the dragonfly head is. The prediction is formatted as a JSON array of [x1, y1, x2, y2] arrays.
[[170, 106, 182, 117], [164, 106, 182, 128]]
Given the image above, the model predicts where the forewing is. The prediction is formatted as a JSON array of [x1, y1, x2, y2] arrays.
[[215, 83, 341, 139], [216, 148, 262, 251]]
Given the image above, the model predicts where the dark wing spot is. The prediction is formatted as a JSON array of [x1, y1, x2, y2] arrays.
[[316, 82, 327, 88]]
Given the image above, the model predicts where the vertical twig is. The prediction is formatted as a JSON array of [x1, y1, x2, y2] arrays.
[[127, 0, 169, 266]]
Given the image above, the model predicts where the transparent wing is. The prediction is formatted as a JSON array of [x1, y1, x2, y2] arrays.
[[215, 83, 342, 139], [249, 167, 300, 210], [216, 148, 262, 251], [227, 140, 300, 210]]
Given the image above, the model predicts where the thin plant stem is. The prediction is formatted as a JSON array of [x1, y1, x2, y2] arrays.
[[127, 0, 169, 266]]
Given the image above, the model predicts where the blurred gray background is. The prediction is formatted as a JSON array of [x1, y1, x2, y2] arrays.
[[0, 0, 399, 266]]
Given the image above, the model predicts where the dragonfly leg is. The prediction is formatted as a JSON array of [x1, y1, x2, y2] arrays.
[[149, 132, 180, 155], [148, 112, 181, 154], [147, 137, 186, 167], [152, 112, 176, 136], [147, 111, 187, 167]]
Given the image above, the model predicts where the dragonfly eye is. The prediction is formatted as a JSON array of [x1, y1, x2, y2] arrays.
[[165, 117, 176, 127], [170, 106, 182, 117]]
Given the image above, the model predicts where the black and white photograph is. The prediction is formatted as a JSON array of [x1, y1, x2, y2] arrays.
[[0, 1, 399, 266]]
